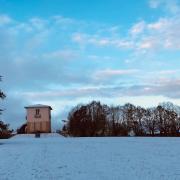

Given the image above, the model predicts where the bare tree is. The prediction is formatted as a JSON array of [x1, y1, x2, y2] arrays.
[[66, 101, 180, 137], [143, 108, 157, 136]]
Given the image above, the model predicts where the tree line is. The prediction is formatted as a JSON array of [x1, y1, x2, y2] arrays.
[[65, 101, 180, 137]]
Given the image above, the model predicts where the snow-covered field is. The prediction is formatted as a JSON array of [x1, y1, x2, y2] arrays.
[[0, 135, 180, 180]]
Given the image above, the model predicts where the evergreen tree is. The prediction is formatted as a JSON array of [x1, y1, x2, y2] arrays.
[[0, 76, 6, 114], [0, 76, 12, 138]]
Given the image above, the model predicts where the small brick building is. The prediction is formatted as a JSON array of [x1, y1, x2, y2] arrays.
[[25, 104, 52, 133]]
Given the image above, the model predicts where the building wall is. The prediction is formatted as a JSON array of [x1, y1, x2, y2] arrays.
[[26, 107, 51, 133]]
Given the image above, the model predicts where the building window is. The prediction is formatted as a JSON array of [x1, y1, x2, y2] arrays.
[[34, 109, 41, 118], [36, 109, 40, 115]]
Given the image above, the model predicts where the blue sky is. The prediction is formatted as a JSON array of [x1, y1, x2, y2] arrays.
[[0, 0, 180, 129]]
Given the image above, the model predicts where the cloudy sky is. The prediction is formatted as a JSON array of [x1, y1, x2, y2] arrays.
[[0, 0, 180, 129]]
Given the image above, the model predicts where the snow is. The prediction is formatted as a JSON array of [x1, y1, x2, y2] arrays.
[[1, 136, 180, 180]]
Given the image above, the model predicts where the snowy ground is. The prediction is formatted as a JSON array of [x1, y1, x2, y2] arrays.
[[0, 135, 180, 180]]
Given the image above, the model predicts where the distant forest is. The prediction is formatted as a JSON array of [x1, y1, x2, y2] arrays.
[[64, 101, 180, 137]]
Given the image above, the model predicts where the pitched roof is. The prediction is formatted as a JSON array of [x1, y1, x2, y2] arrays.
[[24, 104, 52, 110]]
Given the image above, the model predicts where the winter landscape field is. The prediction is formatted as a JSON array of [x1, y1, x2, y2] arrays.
[[0, 135, 180, 180]]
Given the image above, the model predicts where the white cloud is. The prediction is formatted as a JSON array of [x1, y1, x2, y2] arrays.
[[12, 23, 33, 33], [149, 0, 162, 9], [25, 30, 49, 50], [0, 14, 12, 25], [129, 16, 180, 51], [43, 50, 78, 60], [72, 14, 180, 51], [130, 21, 146, 35], [94, 69, 139, 80], [149, 0, 180, 14], [138, 37, 158, 49], [87, 55, 112, 61], [52, 15, 81, 26], [97, 39, 110, 46], [72, 33, 85, 44], [147, 18, 169, 30], [71, 3, 180, 52], [72, 33, 134, 49], [20, 77, 180, 102], [158, 70, 180, 75], [113, 40, 134, 48], [77, 17, 180, 51], [29, 17, 47, 31]]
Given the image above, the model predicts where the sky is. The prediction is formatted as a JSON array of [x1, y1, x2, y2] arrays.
[[0, 0, 180, 129]]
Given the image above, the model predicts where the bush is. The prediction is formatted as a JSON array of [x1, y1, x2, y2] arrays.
[[0, 121, 12, 139]]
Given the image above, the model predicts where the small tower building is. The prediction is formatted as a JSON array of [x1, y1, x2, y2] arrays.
[[25, 104, 52, 133]]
